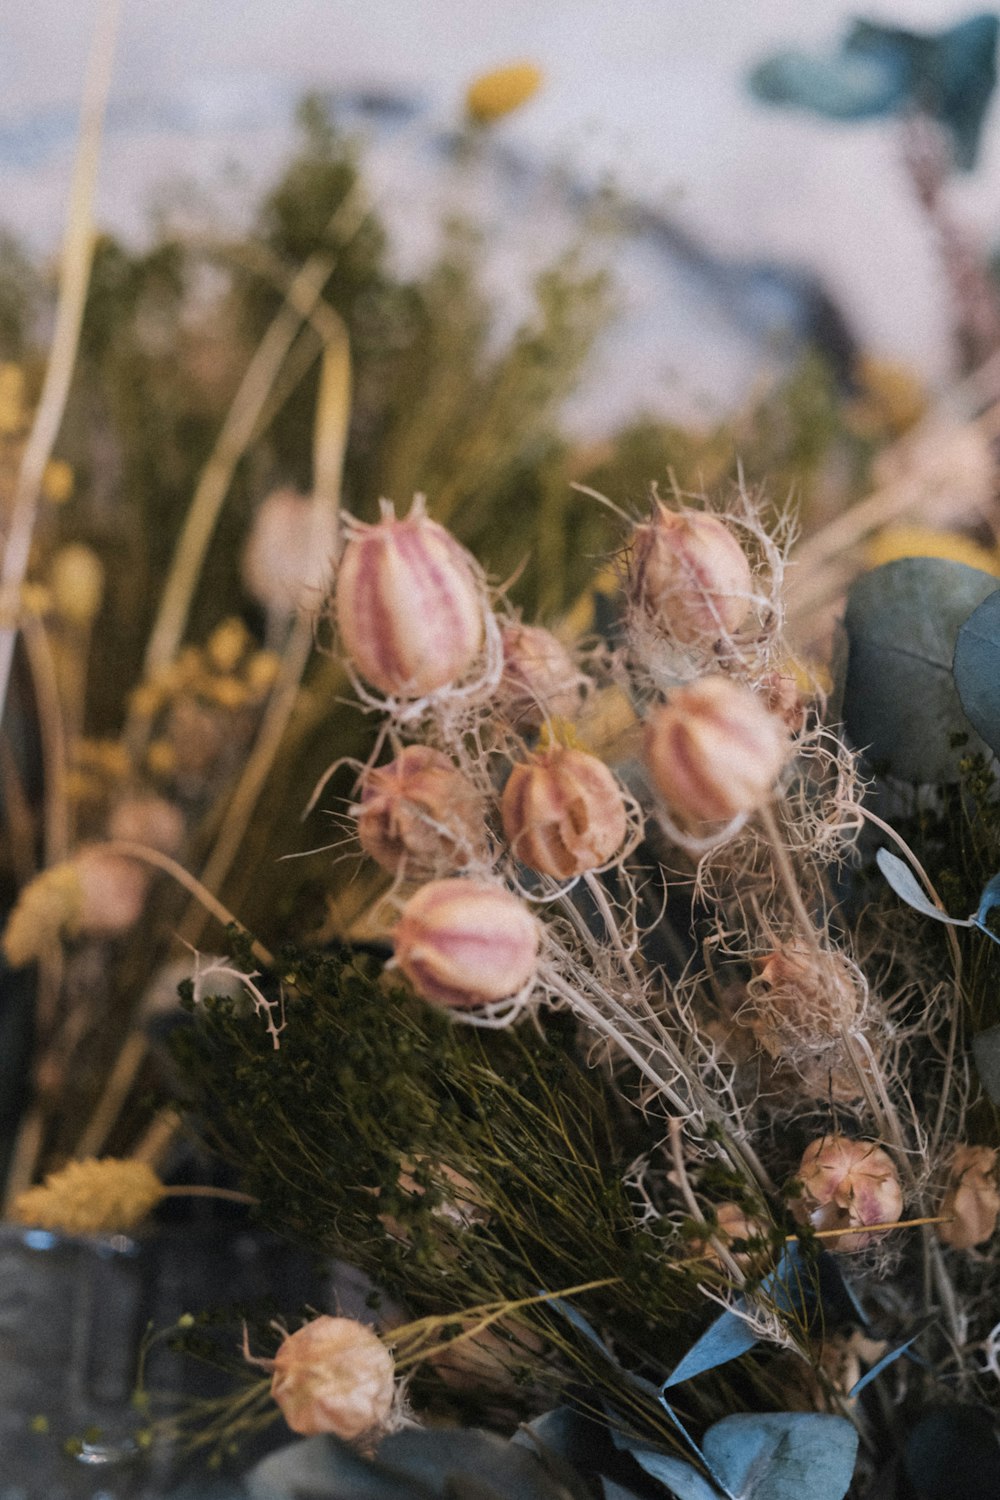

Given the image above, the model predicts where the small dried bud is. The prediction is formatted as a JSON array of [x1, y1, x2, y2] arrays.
[[629, 504, 752, 645], [937, 1144, 1000, 1250], [50, 544, 104, 626], [643, 675, 790, 824], [501, 744, 628, 878], [792, 1135, 902, 1252], [688, 1203, 771, 1272], [335, 498, 484, 698], [109, 796, 185, 856], [759, 670, 806, 734], [747, 944, 861, 1052], [241, 488, 337, 617], [270, 1316, 395, 1442], [496, 623, 582, 729], [74, 846, 150, 936], [465, 62, 543, 123], [354, 747, 485, 876], [393, 878, 540, 1008]]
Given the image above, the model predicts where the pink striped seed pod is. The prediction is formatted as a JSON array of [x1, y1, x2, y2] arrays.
[[393, 878, 540, 1009], [628, 504, 752, 645], [791, 1135, 903, 1253], [335, 498, 484, 698], [496, 623, 582, 729], [501, 745, 628, 878], [354, 746, 485, 877], [270, 1316, 395, 1441], [643, 675, 789, 824]]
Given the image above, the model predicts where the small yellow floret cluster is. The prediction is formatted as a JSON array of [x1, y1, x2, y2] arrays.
[[13, 1158, 166, 1236], [1, 863, 84, 967], [465, 63, 543, 123]]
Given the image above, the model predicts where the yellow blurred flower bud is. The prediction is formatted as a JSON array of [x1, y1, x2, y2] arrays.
[[0, 362, 26, 434], [41, 458, 74, 505], [465, 62, 543, 123], [50, 544, 104, 626], [206, 617, 251, 673], [13, 1158, 165, 1236]]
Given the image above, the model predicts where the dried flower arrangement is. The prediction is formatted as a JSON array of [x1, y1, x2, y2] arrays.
[[5, 32, 1000, 1500]]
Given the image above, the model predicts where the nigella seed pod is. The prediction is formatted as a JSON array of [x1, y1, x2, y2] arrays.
[[354, 746, 485, 876], [937, 1144, 1000, 1249], [335, 497, 484, 698], [393, 878, 540, 1009], [629, 503, 752, 645], [501, 745, 628, 878], [270, 1316, 395, 1441], [644, 675, 789, 824], [748, 944, 861, 1051], [497, 623, 582, 729], [791, 1135, 902, 1253]]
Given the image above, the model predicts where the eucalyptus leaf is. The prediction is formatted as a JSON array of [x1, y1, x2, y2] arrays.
[[661, 1307, 758, 1390], [378, 1428, 585, 1500], [245, 1435, 430, 1500], [847, 1329, 922, 1398], [975, 871, 1000, 931], [904, 1405, 1000, 1499], [622, 1443, 721, 1500], [843, 558, 997, 781], [972, 1024, 1000, 1105], [702, 1412, 858, 1500], [953, 587, 1000, 756], [876, 848, 975, 927]]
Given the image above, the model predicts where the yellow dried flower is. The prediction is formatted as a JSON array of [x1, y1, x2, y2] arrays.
[[2, 864, 84, 967], [41, 458, 74, 504], [247, 649, 281, 694], [13, 1158, 165, 1236], [206, 617, 251, 674], [466, 62, 543, 123], [0, 362, 26, 434], [49, 544, 105, 625], [865, 526, 1000, 577], [206, 675, 251, 711], [146, 739, 178, 777]]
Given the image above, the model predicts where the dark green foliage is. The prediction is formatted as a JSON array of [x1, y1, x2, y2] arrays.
[[171, 941, 713, 1435]]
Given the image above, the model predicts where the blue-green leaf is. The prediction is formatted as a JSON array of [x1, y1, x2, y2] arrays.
[[876, 848, 975, 927], [703, 1412, 858, 1500], [904, 1405, 1000, 1499], [953, 586, 1000, 755], [623, 1444, 721, 1500], [972, 1023, 1000, 1104], [843, 558, 997, 781]]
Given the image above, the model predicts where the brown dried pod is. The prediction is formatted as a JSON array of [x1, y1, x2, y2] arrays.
[[747, 944, 861, 1052], [501, 744, 628, 878], [354, 746, 485, 877], [791, 1135, 902, 1253], [629, 503, 752, 645], [643, 675, 790, 824], [269, 1316, 395, 1441], [335, 497, 484, 698], [937, 1144, 1000, 1249], [496, 623, 582, 729], [393, 878, 540, 1009]]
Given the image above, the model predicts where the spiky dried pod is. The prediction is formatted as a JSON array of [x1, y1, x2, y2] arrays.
[[747, 944, 862, 1052], [501, 744, 628, 878], [393, 878, 540, 1009], [74, 846, 150, 937], [937, 1144, 1000, 1249], [496, 623, 583, 730], [270, 1316, 395, 1441], [108, 795, 186, 857], [241, 487, 338, 617], [334, 497, 484, 698], [791, 1135, 902, 1253], [643, 675, 790, 824], [353, 746, 485, 877], [628, 503, 752, 646]]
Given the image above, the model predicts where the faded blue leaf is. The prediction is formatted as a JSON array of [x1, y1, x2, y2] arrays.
[[623, 1443, 721, 1500], [972, 1023, 1000, 1104], [876, 848, 975, 927], [703, 1412, 858, 1500], [847, 1330, 922, 1398], [843, 558, 997, 782], [749, 14, 999, 168], [953, 586, 1000, 756]]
